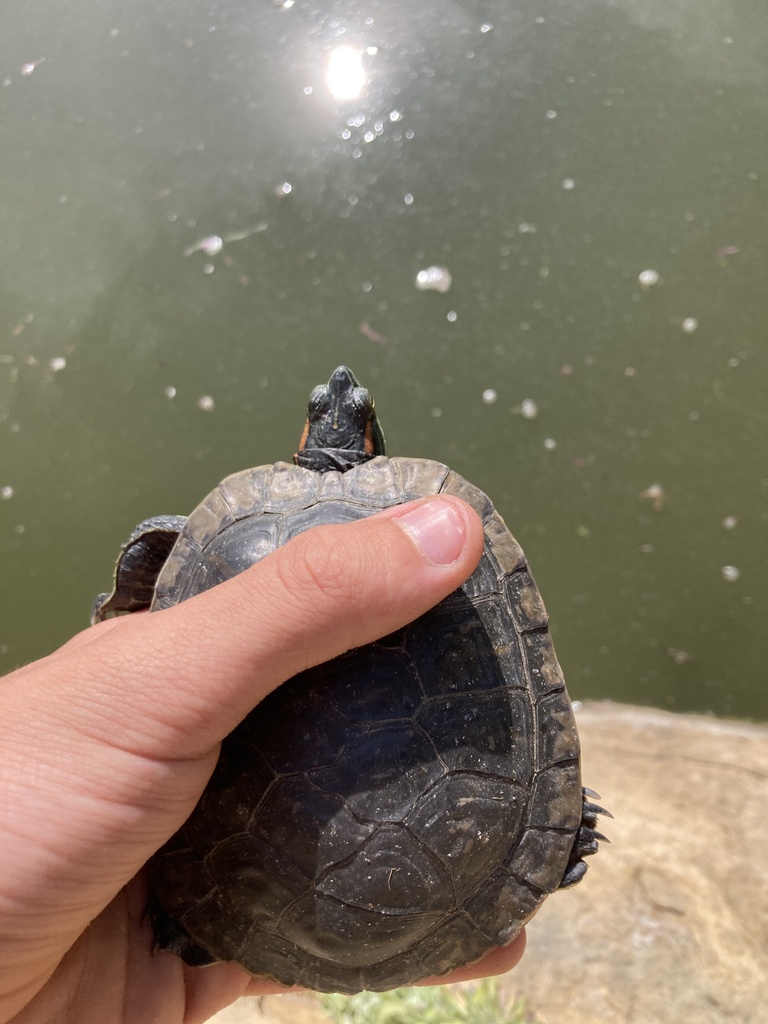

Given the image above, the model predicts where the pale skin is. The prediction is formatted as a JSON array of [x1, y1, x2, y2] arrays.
[[0, 496, 526, 1024]]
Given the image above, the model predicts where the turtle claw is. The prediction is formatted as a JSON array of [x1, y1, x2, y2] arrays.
[[583, 800, 613, 820], [558, 786, 611, 890], [579, 826, 610, 845]]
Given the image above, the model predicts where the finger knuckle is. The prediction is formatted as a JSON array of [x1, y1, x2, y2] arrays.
[[278, 525, 364, 609]]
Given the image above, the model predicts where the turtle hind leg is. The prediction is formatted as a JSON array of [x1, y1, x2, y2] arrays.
[[91, 515, 187, 623], [147, 893, 217, 967], [558, 787, 612, 889]]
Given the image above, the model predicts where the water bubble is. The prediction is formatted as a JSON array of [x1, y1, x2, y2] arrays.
[[49, 357, 66, 372], [543, 437, 557, 450], [276, 181, 293, 196], [722, 516, 737, 530], [640, 483, 665, 511], [482, 389, 497, 405], [638, 269, 659, 288], [520, 399, 538, 420], [186, 235, 223, 256], [667, 648, 692, 665], [415, 266, 452, 292], [202, 263, 215, 275], [446, 310, 458, 322], [389, 109, 402, 121], [164, 386, 177, 399], [681, 317, 698, 333], [562, 178, 575, 190], [480, 23, 493, 33], [721, 565, 740, 582], [1, 485, 13, 500], [546, 109, 558, 119], [197, 395, 215, 412], [20, 58, 45, 76], [403, 193, 414, 205]]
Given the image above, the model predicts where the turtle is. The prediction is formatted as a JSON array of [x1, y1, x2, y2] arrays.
[[92, 365, 608, 994]]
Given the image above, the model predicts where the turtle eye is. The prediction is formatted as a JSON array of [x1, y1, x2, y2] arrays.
[[350, 386, 373, 418], [308, 385, 328, 412]]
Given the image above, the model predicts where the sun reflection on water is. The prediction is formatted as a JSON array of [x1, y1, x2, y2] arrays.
[[325, 45, 366, 100]]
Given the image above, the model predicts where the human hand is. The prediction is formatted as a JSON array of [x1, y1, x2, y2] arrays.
[[0, 497, 525, 1024]]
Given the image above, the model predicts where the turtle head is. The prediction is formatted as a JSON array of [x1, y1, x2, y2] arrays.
[[294, 366, 386, 473]]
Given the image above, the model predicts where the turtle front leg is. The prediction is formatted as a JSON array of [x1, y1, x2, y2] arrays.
[[91, 515, 187, 623], [558, 788, 612, 889]]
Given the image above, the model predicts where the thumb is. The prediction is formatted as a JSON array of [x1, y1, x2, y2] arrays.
[[75, 494, 485, 759]]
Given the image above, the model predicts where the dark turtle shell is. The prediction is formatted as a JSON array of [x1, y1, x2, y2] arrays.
[[92, 367, 606, 993], [144, 456, 593, 992]]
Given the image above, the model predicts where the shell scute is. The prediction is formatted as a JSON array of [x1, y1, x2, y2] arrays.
[[343, 455, 401, 505], [409, 912, 492, 977], [482, 511, 527, 576], [464, 871, 543, 945], [219, 465, 273, 518], [247, 776, 376, 881], [391, 456, 450, 500], [402, 599, 507, 697], [440, 469, 495, 519], [536, 691, 582, 767], [523, 631, 567, 698], [405, 773, 526, 902], [307, 722, 443, 823], [263, 461, 318, 512], [414, 688, 533, 781], [527, 763, 582, 830], [505, 571, 550, 632], [152, 533, 202, 608], [508, 827, 579, 892]]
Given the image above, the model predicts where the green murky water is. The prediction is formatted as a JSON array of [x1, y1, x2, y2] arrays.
[[1, 0, 766, 718]]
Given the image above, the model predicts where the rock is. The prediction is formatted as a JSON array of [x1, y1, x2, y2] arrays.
[[497, 703, 768, 1024], [205, 703, 768, 1024]]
